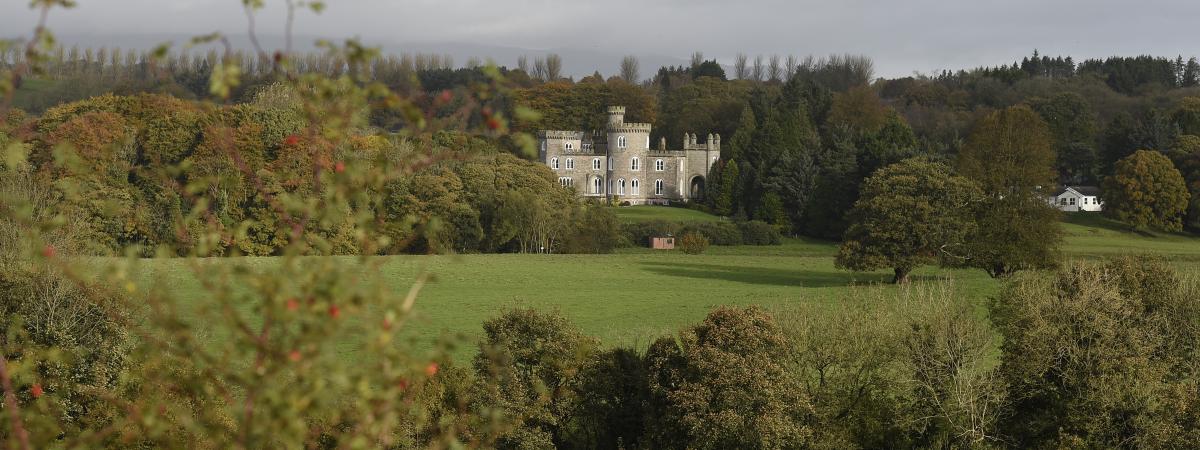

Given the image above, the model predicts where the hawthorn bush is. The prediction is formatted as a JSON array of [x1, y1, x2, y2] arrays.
[[678, 231, 710, 254]]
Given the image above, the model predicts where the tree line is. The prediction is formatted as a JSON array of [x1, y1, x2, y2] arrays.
[[1, 89, 627, 256]]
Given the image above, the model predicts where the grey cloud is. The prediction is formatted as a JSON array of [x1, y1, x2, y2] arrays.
[[3, 0, 1200, 78]]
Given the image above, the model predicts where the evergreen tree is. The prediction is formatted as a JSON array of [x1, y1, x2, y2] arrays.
[[712, 160, 740, 216], [1102, 112, 1143, 173], [1184, 57, 1200, 87], [726, 106, 756, 161], [1030, 92, 1098, 183], [803, 134, 859, 239]]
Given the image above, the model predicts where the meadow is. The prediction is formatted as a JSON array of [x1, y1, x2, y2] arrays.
[[131, 207, 1200, 363]]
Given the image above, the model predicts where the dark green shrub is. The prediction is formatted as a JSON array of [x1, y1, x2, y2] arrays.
[[472, 309, 598, 449], [563, 206, 621, 254], [570, 348, 648, 449], [623, 220, 752, 248], [678, 232, 709, 255], [737, 220, 782, 245], [680, 221, 742, 245], [620, 220, 681, 247], [644, 306, 813, 449]]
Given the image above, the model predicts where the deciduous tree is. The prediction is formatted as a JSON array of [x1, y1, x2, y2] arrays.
[[991, 257, 1200, 448], [1103, 149, 1190, 231], [836, 158, 982, 284], [957, 106, 1062, 277]]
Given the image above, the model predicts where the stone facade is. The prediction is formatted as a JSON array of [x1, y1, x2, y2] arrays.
[[537, 106, 720, 205]]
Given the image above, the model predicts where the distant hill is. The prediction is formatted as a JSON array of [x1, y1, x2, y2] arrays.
[[51, 33, 701, 82]]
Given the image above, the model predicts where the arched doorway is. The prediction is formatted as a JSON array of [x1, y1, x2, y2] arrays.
[[689, 176, 705, 200]]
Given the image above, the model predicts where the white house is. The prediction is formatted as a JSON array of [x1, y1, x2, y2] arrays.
[[1049, 186, 1103, 212]]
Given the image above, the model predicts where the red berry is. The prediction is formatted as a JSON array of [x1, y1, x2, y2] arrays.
[[328, 305, 341, 319], [438, 90, 452, 103], [288, 350, 301, 362], [30, 384, 43, 398], [286, 298, 299, 311], [425, 363, 439, 377], [283, 135, 300, 146], [334, 161, 345, 173], [382, 318, 392, 331], [42, 245, 56, 258], [486, 117, 500, 130], [397, 379, 409, 391]]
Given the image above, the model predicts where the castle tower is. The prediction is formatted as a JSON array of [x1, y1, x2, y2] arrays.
[[606, 105, 652, 203], [607, 106, 626, 127]]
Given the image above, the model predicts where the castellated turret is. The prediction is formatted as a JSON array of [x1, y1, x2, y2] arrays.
[[607, 106, 626, 127], [606, 106, 652, 202]]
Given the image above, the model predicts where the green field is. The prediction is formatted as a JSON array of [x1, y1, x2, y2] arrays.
[[130, 209, 1200, 363], [612, 205, 726, 223]]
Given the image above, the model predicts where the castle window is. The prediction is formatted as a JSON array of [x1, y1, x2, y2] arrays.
[[608, 158, 613, 170], [655, 159, 664, 171], [564, 142, 573, 151], [593, 158, 601, 170], [618, 136, 627, 149], [566, 158, 574, 170], [551, 157, 559, 170], [593, 177, 603, 194], [631, 158, 640, 171], [631, 179, 640, 195], [618, 178, 626, 195], [655, 179, 664, 195], [559, 177, 573, 188]]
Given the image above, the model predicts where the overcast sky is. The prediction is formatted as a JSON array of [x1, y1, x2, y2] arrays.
[[3, 0, 1199, 78]]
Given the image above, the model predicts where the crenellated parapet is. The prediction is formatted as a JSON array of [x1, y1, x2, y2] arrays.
[[648, 148, 687, 156], [680, 132, 721, 150], [539, 130, 586, 139], [608, 123, 652, 133]]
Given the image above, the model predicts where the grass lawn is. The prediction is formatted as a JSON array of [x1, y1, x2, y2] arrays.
[[611, 205, 726, 223], [128, 209, 1200, 363]]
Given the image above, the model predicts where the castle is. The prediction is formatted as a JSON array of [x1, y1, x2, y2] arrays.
[[537, 106, 720, 205]]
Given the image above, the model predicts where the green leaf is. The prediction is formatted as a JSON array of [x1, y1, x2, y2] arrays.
[[209, 62, 243, 99], [2, 141, 29, 170]]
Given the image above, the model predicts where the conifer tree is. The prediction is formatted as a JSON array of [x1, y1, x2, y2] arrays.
[[726, 106, 756, 161], [712, 160, 740, 216]]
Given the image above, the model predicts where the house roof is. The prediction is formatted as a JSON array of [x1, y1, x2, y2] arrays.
[[1053, 186, 1101, 197]]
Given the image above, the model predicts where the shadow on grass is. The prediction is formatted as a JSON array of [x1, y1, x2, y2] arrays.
[[639, 261, 948, 288], [1064, 212, 1196, 238]]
